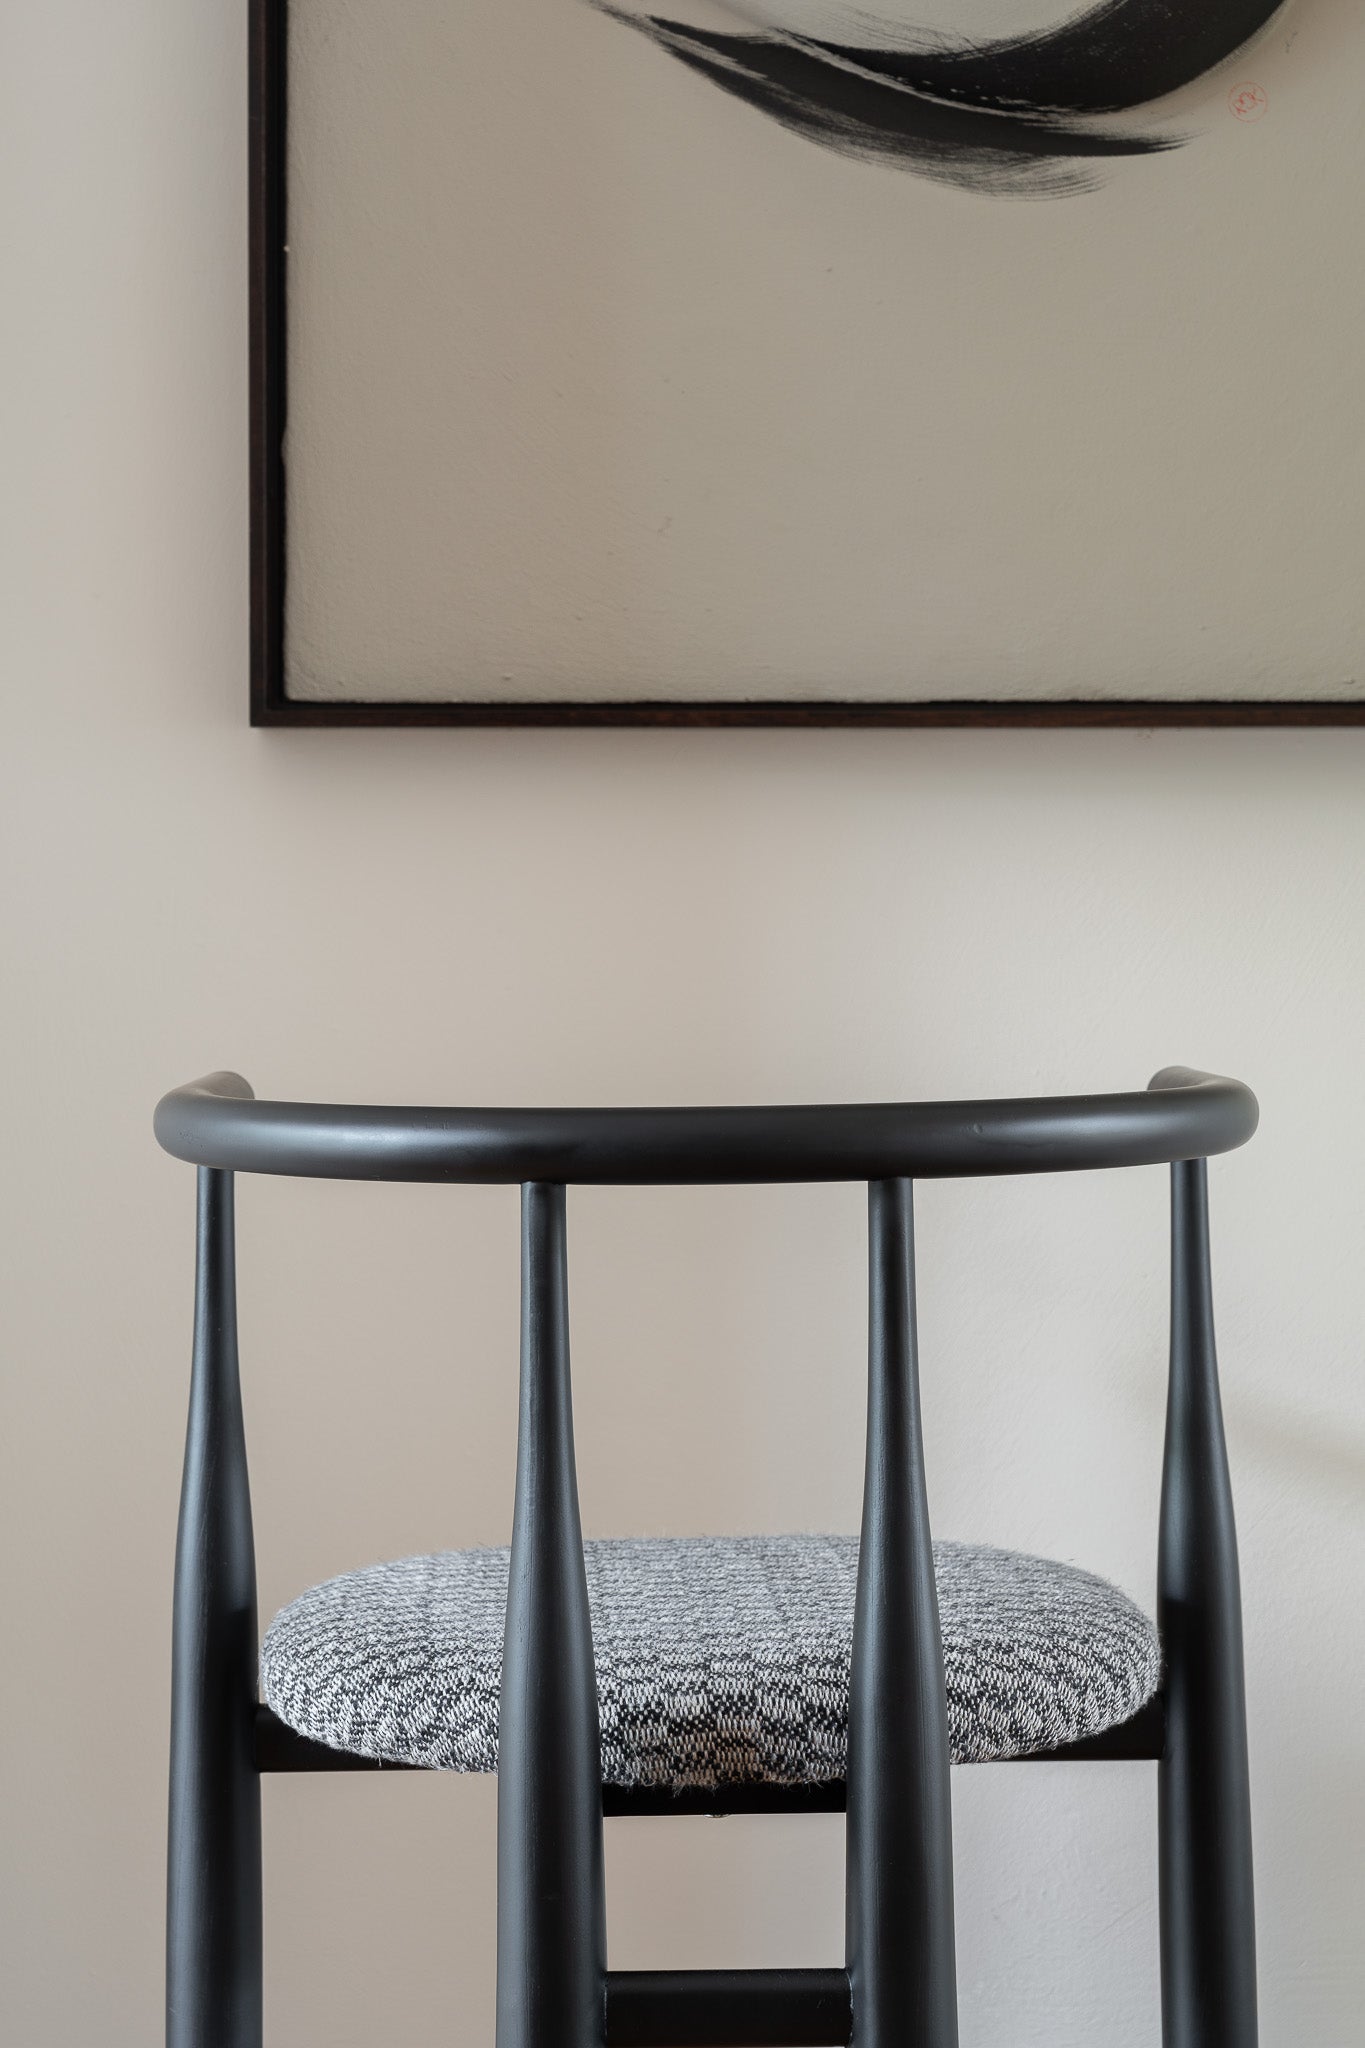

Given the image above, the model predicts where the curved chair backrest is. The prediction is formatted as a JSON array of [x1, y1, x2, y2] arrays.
[[154, 1064, 1256, 1183], [157, 1066, 1259, 2048]]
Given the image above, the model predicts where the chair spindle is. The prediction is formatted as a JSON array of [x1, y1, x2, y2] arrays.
[[1159, 1160, 1257, 2048], [846, 1179, 958, 2048], [167, 1168, 263, 2048], [497, 1183, 607, 2048]]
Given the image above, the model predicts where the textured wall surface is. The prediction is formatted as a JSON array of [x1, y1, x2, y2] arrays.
[[4, 8, 1364, 2046], [283, 0, 1364, 702]]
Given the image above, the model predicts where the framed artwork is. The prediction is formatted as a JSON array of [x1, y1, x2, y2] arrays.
[[250, 0, 1365, 726]]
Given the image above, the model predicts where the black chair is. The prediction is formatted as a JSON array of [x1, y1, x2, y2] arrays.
[[156, 1066, 1259, 2048]]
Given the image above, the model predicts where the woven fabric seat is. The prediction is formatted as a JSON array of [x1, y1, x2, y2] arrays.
[[261, 1535, 1160, 1786]]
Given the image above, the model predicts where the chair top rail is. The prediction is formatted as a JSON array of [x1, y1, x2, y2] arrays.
[[153, 1067, 1256, 1186]]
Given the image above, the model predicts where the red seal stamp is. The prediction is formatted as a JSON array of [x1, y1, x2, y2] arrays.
[[1228, 82, 1268, 122]]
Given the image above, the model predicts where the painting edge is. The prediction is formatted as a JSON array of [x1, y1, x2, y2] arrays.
[[249, 0, 1365, 730]]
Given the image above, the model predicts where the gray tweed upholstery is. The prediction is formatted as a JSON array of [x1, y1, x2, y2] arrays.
[[261, 1535, 1159, 1786]]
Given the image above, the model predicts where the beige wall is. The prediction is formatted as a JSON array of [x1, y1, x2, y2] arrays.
[[4, 7, 1363, 2046]]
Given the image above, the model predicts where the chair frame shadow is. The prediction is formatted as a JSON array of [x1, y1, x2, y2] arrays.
[[157, 1067, 1260, 2048]]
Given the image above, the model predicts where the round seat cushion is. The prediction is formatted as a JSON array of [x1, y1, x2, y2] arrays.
[[261, 1535, 1160, 1787]]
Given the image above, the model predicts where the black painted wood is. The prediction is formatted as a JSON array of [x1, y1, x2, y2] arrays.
[[496, 1185, 607, 2048], [167, 1170, 262, 2048], [248, 0, 286, 723], [154, 1067, 1258, 1187], [1158, 1161, 1258, 2048], [606, 1970, 851, 2046], [253, 693, 1365, 730], [846, 1181, 958, 2048]]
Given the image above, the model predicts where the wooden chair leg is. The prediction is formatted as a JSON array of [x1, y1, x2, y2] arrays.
[[1158, 1161, 1257, 2048], [167, 1169, 263, 2048]]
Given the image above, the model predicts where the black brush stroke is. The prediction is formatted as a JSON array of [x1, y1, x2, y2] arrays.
[[638, 21, 1170, 191], [593, 0, 1288, 194], [828, 0, 1289, 115]]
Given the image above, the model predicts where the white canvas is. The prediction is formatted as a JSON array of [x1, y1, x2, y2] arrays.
[[282, 0, 1362, 704]]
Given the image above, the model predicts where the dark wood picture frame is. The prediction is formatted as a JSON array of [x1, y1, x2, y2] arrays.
[[249, 0, 1364, 730]]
